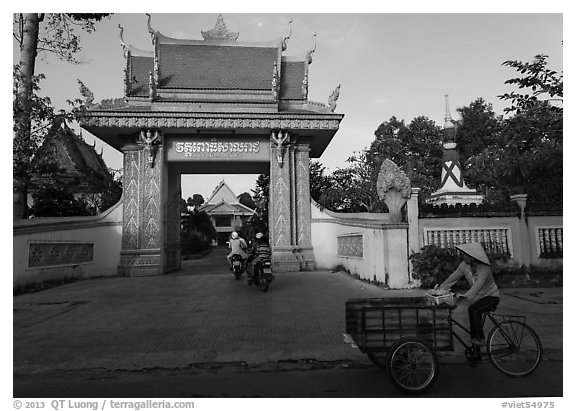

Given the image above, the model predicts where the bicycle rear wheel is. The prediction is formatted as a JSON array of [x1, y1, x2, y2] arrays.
[[386, 337, 439, 394], [487, 320, 542, 377]]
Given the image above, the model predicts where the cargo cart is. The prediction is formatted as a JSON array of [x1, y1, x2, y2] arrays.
[[343, 294, 542, 394], [344, 296, 452, 394]]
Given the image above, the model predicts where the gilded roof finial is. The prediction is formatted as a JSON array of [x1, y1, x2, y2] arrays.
[[328, 84, 341, 112], [282, 19, 293, 51], [118, 24, 129, 57], [202, 14, 239, 41], [146, 13, 159, 44], [306, 32, 317, 64], [444, 94, 454, 129]]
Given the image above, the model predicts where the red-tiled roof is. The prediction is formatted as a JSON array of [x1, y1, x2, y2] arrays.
[[280, 61, 306, 100], [158, 44, 278, 90], [32, 120, 111, 192], [129, 55, 152, 97]]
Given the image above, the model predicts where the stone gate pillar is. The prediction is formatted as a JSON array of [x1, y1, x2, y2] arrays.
[[118, 130, 166, 276], [269, 131, 314, 272], [294, 143, 314, 270], [164, 163, 182, 273]]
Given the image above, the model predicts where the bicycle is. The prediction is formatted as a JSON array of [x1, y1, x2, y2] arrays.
[[344, 292, 543, 394], [449, 293, 543, 377]]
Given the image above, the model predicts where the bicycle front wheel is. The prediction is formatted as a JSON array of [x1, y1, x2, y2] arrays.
[[487, 320, 542, 377]]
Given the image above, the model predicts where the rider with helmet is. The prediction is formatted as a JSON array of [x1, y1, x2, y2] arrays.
[[227, 231, 248, 271], [246, 232, 272, 272]]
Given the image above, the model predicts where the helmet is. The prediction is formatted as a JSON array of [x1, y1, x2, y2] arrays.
[[231, 231, 239, 240], [255, 232, 263, 239]]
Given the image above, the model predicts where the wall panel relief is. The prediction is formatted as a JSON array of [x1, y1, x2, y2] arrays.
[[28, 242, 94, 268], [337, 235, 364, 258], [123, 150, 140, 250], [142, 163, 161, 249], [295, 147, 312, 247]]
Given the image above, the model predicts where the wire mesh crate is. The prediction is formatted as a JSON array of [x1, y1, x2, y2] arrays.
[[345, 297, 454, 352]]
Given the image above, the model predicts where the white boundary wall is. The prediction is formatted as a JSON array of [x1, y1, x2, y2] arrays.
[[13, 200, 123, 289], [310, 200, 413, 289]]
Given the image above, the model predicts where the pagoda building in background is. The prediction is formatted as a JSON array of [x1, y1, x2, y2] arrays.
[[426, 95, 483, 206]]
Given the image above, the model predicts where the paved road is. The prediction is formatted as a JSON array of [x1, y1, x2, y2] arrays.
[[14, 360, 562, 398], [13, 248, 563, 398]]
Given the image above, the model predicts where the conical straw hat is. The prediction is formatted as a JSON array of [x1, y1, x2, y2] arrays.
[[455, 242, 490, 265]]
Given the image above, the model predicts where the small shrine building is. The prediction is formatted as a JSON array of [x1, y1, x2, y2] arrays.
[[198, 180, 256, 245], [427, 95, 483, 205]]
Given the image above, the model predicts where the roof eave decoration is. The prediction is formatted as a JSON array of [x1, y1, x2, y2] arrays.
[[201, 14, 239, 41], [328, 84, 341, 112], [306, 32, 317, 64], [118, 24, 153, 58], [272, 61, 279, 101], [146, 13, 160, 45], [281, 19, 293, 51]]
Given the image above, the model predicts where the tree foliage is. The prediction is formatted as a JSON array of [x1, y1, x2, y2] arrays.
[[469, 54, 563, 208], [498, 54, 563, 114], [237, 192, 257, 210], [13, 13, 111, 63], [29, 180, 91, 218], [13, 13, 110, 218], [180, 207, 216, 254], [251, 174, 270, 224], [312, 54, 561, 213]]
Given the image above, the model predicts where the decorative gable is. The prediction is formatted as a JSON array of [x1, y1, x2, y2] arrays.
[[206, 180, 240, 205]]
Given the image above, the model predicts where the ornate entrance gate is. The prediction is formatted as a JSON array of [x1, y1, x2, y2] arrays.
[[81, 15, 343, 275]]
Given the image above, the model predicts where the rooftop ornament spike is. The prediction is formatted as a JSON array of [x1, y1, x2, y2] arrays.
[[118, 24, 130, 58], [146, 13, 159, 45], [281, 19, 293, 51], [306, 32, 317, 64], [201, 14, 239, 41], [444, 94, 454, 129], [272, 61, 279, 100], [443, 94, 458, 144], [328, 84, 341, 112]]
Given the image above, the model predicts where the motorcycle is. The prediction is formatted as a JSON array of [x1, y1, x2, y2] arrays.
[[246, 258, 274, 292], [230, 254, 244, 280]]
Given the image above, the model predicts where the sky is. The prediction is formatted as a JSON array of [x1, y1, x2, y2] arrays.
[[9, 6, 564, 201]]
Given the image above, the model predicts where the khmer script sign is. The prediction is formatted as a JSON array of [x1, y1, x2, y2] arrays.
[[165, 136, 270, 162]]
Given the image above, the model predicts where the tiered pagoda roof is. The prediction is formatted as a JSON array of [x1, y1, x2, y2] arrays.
[[31, 118, 111, 194], [81, 14, 343, 158]]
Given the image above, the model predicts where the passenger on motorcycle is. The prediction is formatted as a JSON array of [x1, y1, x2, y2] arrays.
[[227, 231, 248, 271], [246, 232, 272, 272]]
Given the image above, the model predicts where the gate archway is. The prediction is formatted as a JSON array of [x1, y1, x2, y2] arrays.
[[81, 14, 343, 275]]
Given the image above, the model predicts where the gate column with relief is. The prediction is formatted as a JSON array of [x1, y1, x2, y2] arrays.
[[118, 131, 165, 276], [118, 130, 182, 276], [269, 132, 316, 272]]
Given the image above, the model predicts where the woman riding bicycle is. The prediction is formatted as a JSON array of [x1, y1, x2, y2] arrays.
[[437, 242, 500, 348]]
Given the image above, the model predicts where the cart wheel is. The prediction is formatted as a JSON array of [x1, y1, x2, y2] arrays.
[[386, 337, 439, 394], [366, 350, 387, 369]]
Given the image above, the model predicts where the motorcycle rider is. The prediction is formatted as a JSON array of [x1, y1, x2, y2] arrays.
[[227, 231, 248, 271], [246, 232, 272, 278]]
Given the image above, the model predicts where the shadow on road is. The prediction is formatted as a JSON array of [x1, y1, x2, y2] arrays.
[[180, 246, 231, 276]]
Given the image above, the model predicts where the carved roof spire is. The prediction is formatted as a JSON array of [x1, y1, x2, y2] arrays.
[[444, 94, 454, 129], [306, 32, 317, 64], [118, 24, 129, 57], [281, 19, 293, 51], [201, 14, 239, 41], [146, 13, 160, 44]]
